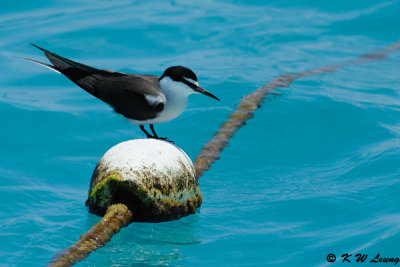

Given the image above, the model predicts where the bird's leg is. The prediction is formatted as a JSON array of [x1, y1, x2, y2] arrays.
[[149, 124, 159, 138], [139, 125, 153, 138], [150, 124, 174, 143]]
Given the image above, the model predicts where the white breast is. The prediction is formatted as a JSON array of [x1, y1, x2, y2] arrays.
[[156, 76, 192, 122], [128, 77, 192, 125]]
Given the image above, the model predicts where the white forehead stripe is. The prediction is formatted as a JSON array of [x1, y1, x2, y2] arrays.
[[145, 94, 165, 106], [184, 77, 199, 86]]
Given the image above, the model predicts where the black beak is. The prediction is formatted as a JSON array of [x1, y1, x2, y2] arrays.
[[180, 78, 220, 101], [193, 85, 220, 101]]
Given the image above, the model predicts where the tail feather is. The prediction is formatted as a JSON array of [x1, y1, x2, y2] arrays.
[[18, 56, 61, 74], [30, 43, 47, 53], [31, 43, 98, 73]]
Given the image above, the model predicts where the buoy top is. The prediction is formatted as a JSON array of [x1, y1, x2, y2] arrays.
[[87, 139, 202, 221], [98, 139, 195, 180]]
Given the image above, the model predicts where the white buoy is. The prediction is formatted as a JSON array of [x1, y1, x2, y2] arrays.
[[86, 139, 202, 221]]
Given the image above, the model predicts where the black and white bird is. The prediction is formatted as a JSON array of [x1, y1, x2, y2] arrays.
[[23, 44, 219, 140]]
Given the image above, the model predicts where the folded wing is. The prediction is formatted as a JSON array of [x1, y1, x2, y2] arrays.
[[29, 44, 165, 121]]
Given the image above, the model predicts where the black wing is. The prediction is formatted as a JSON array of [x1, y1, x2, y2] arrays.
[[30, 44, 164, 121]]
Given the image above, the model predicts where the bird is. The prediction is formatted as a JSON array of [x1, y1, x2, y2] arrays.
[[22, 44, 219, 140]]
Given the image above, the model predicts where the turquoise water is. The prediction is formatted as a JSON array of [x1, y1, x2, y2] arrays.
[[1, 0, 400, 266]]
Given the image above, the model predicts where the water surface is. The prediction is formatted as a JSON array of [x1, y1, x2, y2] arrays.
[[1, 0, 400, 266]]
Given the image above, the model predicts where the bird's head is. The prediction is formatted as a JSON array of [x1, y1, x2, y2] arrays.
[[159, 66, 219, 101]]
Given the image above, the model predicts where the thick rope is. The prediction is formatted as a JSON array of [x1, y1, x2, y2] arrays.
[[47, 40, 400, 266], [47, 204, 132, 267], [193, 40, 400, 178]]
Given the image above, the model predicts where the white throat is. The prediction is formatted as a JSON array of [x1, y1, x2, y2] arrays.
[[156, 76, 194, 122]]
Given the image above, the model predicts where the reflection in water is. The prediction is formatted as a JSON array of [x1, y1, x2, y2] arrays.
[[92, 215, 201, 266]]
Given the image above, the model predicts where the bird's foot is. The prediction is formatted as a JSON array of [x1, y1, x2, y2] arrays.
[[158, 137, 174, 144], [156, 136, 174, 144], [146, 135, 174, 144]]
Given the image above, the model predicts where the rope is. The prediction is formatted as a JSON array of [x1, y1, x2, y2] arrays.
[[48, 40, 400, 266], [47, 204, 132, 267], [194, 40, 400, 178]]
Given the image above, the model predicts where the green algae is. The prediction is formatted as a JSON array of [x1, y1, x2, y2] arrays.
[[86, 165, 202, 222]]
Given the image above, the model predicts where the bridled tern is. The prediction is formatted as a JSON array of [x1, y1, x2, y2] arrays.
[[24, 44, 219, 140]]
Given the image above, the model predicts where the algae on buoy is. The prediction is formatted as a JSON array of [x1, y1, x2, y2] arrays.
[[50, 139, 202, 266], [86, 139, 202, 222]]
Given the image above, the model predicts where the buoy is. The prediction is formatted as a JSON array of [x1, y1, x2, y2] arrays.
[[49, 139, 201, 266], [87, 139, 202, 221], [48, 40, 400, 266]]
